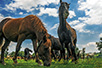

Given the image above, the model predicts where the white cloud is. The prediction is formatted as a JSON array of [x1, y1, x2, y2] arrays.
[[50, 23, 59, 30], [8, 42, 17, 53], [37, 7, 58, 17], [19, 12, 23, 15], [99, 33, 102, 38], [77, 42, 99, 53], [5, 0, 59, 12], [0, 14, 11, 22], [69, 10, 76, 18], [73, 23, 91, 33], [0, 14, 5, 21], [69, 20, 79, 25], [78, 0, 102, 25]]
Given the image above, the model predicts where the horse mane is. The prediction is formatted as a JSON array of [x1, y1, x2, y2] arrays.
[[23, 15, 48, 37]]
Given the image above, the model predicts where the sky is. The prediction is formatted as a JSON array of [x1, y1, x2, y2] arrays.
[[0, 0, 102, 53]]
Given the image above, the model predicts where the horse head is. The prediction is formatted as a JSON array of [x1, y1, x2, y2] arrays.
[[38, 35, 51, 66], [59, 0, 70, 19]]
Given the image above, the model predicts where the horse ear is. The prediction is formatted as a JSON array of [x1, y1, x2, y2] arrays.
[[43, 35, 47, 43], [60, 0, 62, 3]]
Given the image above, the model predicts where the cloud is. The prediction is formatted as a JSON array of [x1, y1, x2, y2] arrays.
[[8, 42, 17, 53], [78, 0, 102, 25], [69, 20, 79, 25], [0, 14, 5, 21], [69, 10, 76, 18], [19, 12, 23, 15], [5, 0, 59, 12], [73, 23, 91, 33], [77, 42, 99, 53], [37, 7, 58, 17], [99, 33, 102, 38], [50, 23, 59, 30], [0, 14, 11, 22]]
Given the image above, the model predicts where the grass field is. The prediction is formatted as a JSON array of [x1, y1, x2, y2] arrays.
[[0, 58, 102, 68]]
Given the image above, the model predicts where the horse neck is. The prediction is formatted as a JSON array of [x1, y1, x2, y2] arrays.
[[59, 13, 66, 29]]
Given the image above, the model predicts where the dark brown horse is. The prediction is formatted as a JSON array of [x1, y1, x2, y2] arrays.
[[0, 15, 51, 66], [58, 0, 77, 61], [48, 35, 62, 60], [24, 48, 33, 61]]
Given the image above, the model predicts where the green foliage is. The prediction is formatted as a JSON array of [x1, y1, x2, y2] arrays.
[[4, 49, 9, 57], [96, 37, 102, 50], [32, 53, 35, 57], [18, 51, 24, 57], [10, 51, 24, 57], [9, 51, 15, 57]]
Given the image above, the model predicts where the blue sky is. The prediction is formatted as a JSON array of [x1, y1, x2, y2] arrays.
[[0, 0, 102, 53]]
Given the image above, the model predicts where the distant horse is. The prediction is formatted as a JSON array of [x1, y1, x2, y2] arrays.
[[58, 0, 77, 61], [48, 35, 62, 60], [24, 48, 33, 61], [0, 15, 51, 66]]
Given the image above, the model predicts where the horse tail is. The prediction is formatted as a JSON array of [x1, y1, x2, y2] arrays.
[[0, 35, 3, 47], [0, 18, 12, 47]]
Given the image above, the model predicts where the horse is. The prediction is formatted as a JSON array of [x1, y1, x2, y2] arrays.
[[48, 35, 62, 60], [24, 48, 33, 61], [37, 35, 52, 66], [57, 0, 77, 61], [0, 15, 51, 66]]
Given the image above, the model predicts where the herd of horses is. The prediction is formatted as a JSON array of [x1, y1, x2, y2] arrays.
[[0, 0, 78, 66]]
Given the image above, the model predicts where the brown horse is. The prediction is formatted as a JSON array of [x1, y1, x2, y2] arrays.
[[58, 0, 77, 61], [37, 35, 51, 66], [0, 15, 51, 66]]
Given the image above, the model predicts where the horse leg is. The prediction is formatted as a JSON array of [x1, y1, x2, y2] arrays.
[[66, 43, 72, 61], [58, 43, 65, 61], [58, 49, 63, 61], [13, 34, 25, 64], [32, 39, 42, 66], [0, 39, 10, 65], [62, 43, 65, 60], [51, 50, 56, 60], [70, 39, 77, 62]]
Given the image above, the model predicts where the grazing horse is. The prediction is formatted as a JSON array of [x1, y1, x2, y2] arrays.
[[0, 15, 51, 66], [58, 0, 77, 61], [37, 35, 52, 66], [48, 35, 62, 60]]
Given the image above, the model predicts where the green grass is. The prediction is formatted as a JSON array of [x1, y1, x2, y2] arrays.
[[0, 58, 102, 68]]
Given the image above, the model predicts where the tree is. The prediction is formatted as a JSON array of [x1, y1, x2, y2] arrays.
[[96, 37, 102, 52], [18, 51, 24, 57], [9, 51, 15, 57], [10, 51, 24, 57]]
